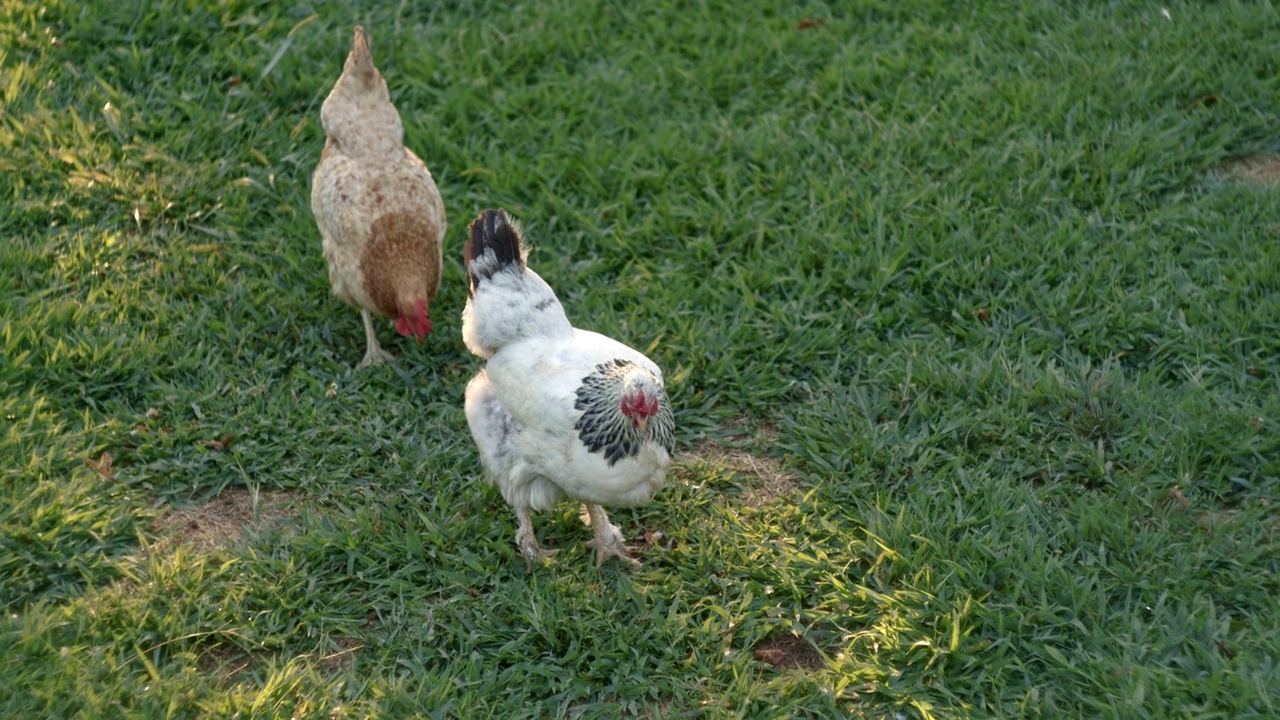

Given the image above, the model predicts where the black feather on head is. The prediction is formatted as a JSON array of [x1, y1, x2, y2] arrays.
[[464, 209, 525, 296]]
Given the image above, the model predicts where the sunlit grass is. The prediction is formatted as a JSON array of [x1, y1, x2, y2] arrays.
[[2, 0, 1279, 717]]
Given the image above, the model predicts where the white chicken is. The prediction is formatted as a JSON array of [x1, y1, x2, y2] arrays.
[[462, 209, 674, 567], [311, 26, 446, 368]]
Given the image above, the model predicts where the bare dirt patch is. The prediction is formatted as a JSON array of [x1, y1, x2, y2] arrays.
[[196, 642, 261, 680], [676, 422, 800, 506], [753, 633, 825, 671], [315, 636, 362, 673], [154, 486, 299, 552], [1218, 154, 1280, 186], [195, 636, 362, 680]]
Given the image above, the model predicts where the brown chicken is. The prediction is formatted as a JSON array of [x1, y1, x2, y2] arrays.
[[311, 26, 446, 368]]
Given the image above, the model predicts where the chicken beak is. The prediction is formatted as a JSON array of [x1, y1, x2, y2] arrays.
[[636, 417, 649, 434]]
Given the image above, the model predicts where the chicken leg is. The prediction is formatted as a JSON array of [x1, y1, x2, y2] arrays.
[[515, 506, 559, 565], [583, 503, 639, 568], [358, 309, 396, 368]]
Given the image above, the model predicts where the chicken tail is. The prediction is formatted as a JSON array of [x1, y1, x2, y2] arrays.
[[465, 209, 527, 295], [461, 209, 571, 357], [344, 26, 379, 88]]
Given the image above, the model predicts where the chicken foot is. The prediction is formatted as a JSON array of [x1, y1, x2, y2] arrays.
[[357, 309, 396, 368], [582, 503, 639, 568], [515, 506, 559, 565]]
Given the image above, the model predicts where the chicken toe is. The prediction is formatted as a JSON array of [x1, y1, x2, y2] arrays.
[[583, 504, 639, 568], [515, 507, 558, 565]]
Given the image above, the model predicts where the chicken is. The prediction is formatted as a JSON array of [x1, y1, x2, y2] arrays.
[[462, 209, 675, 567], [311, 26, 446, 368]]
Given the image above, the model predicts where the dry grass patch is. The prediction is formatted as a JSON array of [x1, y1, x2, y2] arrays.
[[154, 486, 300, 552], [1217, 154, 1280, 185], [195, 642, 261, 680], [314, 636, 363, 673], [676, 422, 801, 507], [195, 636, 362, 681]]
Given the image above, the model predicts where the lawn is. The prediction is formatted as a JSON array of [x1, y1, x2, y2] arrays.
[[2, 0, 1278, 717]]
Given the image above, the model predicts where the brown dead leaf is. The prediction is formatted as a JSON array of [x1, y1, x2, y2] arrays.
[[797, 18, 825, 30], [204, 434, 233, 451], [754, 648, 787, 667], [634, 529, 674, 551], [86, 452, 114, 480], [1188, 94, 1220, 110]]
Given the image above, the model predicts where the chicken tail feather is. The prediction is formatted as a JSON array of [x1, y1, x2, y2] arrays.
[[345, 26, 378, 86], [461, 208, 571, 356], [465, 209, 526, 295]]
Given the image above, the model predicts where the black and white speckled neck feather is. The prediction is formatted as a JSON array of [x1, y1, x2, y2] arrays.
[[574, 359, 674, 466]]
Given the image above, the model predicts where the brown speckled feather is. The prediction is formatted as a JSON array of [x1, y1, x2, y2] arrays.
[[362, 210, 441, 318], [311, 26, 445, 332]]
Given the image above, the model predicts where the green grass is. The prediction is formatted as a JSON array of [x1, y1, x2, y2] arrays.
[[3, 0, 1279, 716]]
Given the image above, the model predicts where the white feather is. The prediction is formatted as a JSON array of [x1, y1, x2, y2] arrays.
[[461, 213, 673, 562]]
